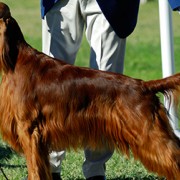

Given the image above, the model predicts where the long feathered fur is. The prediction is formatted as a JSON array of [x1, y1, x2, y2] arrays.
[[0, 3, 179, 180]]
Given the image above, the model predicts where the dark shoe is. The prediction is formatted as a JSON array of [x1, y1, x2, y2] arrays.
[[86, 176, 106, 180], [52, 173, 62, 180], [22, 173, 61, 180]]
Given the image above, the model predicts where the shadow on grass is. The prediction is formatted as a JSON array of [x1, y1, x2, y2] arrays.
[[65, 177, 165, 180], [108, 177, 165, 180], [63, 175, 165, 180], [0, 145, 13, 161], [0, 145, 26, 168]]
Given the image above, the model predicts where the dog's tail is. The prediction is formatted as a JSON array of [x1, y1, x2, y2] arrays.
[[144, 73, 180, 93], [144, 73, 180, 108]]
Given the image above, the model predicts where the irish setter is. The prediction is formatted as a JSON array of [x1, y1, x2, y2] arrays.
[[0, 3, 179, 180]]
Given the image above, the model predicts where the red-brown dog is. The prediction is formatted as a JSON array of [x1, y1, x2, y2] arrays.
[[0, 3, 179, 180]]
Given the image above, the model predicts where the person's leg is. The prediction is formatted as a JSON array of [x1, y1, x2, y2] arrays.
[[85, 6, 126, 73], [83, 149, 113, 179], [42, 0, 84, 64], [80, 0, 126, 179], [49, 151, 65, 175], [42, 0, 84, 176]]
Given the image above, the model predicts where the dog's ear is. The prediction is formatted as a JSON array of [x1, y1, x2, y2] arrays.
[[0, 18, 11, 73], [0, 2, 13, 73], [0, 3, 26, 73]]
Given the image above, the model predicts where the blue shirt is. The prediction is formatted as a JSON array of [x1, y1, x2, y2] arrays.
[[40, 0, 140, 38], [168, 0, 180, 10], [40, 0, 59, 18], [96, 0, 140, 38]]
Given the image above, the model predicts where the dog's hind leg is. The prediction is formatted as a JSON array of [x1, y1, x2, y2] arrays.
[[20, 126, 52, 180], [128, 108, 180, 180]]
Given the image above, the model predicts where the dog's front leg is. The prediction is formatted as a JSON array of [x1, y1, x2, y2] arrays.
[[20, 127, 52, 180]]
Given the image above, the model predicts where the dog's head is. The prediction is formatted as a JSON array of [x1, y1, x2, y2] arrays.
[[0, 2, 25, 73]]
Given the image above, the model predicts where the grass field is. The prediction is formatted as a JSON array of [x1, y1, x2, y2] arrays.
[[0, 0, 180, 179]]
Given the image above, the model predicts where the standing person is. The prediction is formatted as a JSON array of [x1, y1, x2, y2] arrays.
[[40, 0, 140, 180], [168, 0, 180, 13]]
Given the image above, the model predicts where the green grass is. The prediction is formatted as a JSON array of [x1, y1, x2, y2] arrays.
[[125, 1, 180, 80], [0, 0, 180, 179]]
